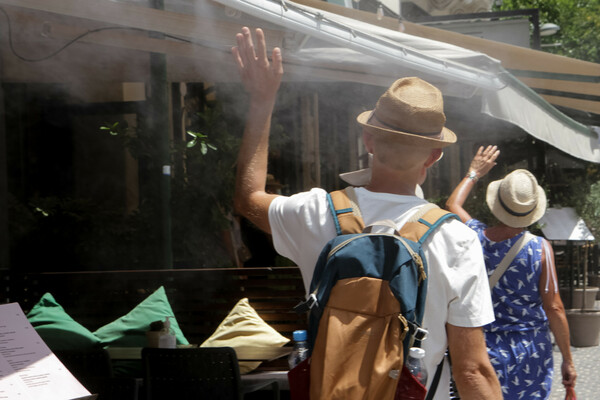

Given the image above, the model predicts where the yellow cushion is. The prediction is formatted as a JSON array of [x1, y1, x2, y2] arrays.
[[201, 298, 289, 374]]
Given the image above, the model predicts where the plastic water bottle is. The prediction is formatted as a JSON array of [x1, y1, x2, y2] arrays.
[[288, 330, 309, 369], [406, 347, 428, 386]]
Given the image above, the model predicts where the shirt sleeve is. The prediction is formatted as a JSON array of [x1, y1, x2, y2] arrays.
[[427, 219, 495, 328], [465, 218, 487, 235], [268, 188, 337, 293]]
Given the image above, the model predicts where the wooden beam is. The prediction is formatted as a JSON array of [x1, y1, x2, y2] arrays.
[[44, 20, 229, 59], [0, 0, 284, 48], [0, 50, 8, 270], [404, 22, 600, 77], [0, 0, 226, 42], [538, 95, 600, 116], [517, 77, 600, 98], [0, 5, 281, 84]]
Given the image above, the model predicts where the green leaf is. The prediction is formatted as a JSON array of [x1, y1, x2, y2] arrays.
[[201, 142, 208, 155], [187, 139, 197, 148], [101, 122, 121, 136], [34, 207, 49, 217]]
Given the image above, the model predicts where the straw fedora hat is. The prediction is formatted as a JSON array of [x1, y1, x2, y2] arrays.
[[356, 77, 457, 148], [486, 169, 547, 228]]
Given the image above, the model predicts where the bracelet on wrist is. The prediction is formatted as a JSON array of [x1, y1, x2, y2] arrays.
[[466, 170, 479, 182]]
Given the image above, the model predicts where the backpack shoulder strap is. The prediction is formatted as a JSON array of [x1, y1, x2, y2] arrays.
[[327, 187, 364, 235], [328, 192, 458, 240], [399, 205, 459, 244]]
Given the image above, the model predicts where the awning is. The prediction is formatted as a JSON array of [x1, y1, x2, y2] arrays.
[[213, 0, 600, 163], [293, 0, 600, 117], [400, 19, 600, 116], [216, 0, 504, 91], [540, 207, 595, 241], [482, 73, 600, 163], [2, 0, 599, 162]]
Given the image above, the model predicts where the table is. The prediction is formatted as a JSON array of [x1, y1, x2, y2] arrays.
[[107, 345, 293, 393], [234, 345, 291, 362], [106, 345, 291, 362]]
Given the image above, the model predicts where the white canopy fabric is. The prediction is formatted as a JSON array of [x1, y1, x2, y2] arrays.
[[216, 0, 504, 90], [482, 74, 600, 163], [539, 207, 595, 241], [214, 0, 600, 163]]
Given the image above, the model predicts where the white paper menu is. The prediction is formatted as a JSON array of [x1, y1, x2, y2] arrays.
[[0, 302, 93, 400]]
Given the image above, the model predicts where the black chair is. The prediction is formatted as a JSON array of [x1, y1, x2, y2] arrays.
[[54, 348, 140, 400], [142, 347, 279, 400]]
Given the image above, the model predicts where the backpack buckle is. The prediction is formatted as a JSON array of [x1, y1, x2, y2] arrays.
[[408, 322, 428, 342], [414, 327, 428, 341], [293, 293, 318, 314]]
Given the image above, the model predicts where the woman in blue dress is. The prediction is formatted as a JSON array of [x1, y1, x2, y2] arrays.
[[446, 145, 576, 400]]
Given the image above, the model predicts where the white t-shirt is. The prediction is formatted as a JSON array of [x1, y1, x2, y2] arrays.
[[269, 187, 494, 400]]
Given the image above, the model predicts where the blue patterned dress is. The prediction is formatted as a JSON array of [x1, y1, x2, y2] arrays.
[[466, 219, 553, 400]]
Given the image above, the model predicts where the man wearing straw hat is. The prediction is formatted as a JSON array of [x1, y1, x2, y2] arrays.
[[231, 26, 501, 400]]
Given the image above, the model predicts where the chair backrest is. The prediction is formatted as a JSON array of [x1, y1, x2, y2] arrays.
[[54, 349, 139, 400], [54, 349, 113, 393], [54, 348, 113, 384], [142, 347, 243, 400]]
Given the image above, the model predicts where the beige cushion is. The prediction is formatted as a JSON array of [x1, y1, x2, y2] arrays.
[[201, 298, 289, 374]]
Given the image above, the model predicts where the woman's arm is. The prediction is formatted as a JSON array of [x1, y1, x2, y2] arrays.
[[539, 238, 577, 388], [445, 145, 500, 223]]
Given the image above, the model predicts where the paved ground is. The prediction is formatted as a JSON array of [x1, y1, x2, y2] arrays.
[[549, 341, 600, 400], [549, 301, 600, 399]]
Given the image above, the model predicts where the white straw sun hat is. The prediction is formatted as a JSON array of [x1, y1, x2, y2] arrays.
[[486, 169, 547, 228]]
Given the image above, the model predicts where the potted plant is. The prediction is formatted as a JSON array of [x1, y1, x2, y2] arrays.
[[558, 240, 599, 310], [567, 179, 600, 347], [565, 241, 600, 346]]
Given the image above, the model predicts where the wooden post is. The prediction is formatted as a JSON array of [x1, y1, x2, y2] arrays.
[[0, 51, 8, 270], [301, 93, 320, 190], [149, 0, 172, 268]]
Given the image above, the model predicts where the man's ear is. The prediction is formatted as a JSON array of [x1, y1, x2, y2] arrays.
[[424, 148, 443, 168]]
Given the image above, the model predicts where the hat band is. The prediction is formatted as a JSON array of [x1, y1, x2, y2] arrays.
[[368, 112, 443, 138], [498, 191, 537, 217]]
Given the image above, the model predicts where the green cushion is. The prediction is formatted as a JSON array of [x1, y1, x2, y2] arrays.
[[93, 286, 188, 347], [27, 292, 102, 350], [93, 286, 189, 377]]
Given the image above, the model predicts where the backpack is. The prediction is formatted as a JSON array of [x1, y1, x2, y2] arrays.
[[293, 187, 459, 400]]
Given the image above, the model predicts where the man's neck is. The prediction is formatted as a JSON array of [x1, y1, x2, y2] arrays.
[[365, 170, 420, 196], [362, 153, 426, 195]]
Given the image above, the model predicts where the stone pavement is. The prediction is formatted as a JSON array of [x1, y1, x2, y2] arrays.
[[549, 342, 600, 400], [548, 299, 600, 399]]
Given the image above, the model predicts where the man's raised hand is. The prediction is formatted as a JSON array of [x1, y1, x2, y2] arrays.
[[232, 27, 283, 102]]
